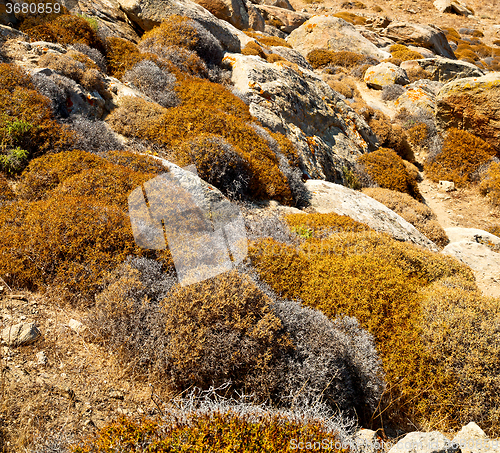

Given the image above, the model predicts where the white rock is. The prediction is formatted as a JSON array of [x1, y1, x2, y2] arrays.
[[388, 431, 459, 453], [452, 422, 500, 453], [36, 351, 48, 365], [1, 322, 41, 347], [68, 318, 86, 334], [442, 241, 500, 277], [438, 180, 455, 192], [445, 227, 500, 246]]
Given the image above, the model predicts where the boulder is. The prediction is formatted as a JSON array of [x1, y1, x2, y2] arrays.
[[442, 241, 500, 278], [452, 422, 500, 453], [193, 0, 249, 30], [408, 45, 435, 58], [382, 22, 456, 59], [395, 79, 442, 115], [0, 24, 27, 41], [401, 57, 484, 82], [435, 72, 500, 152], [269, 46, 313, 70], [0, 3, 17, 26], [433, 0, 474, 16], [358, 29, 396, 49], [364, 62, 410, 90], [254, 5, 310, 33], [264, 24, 287, 38], [438, 180, 455, 192], [250, 0, 294, 10], [2, 322, 41, 347], [117, 0, 253, 52], [304, 180, 439, 251], [288, 15, 391, 61], [247, 3, 266, 31], [445, 227, 500, 247], [388, 432, 459, 453], [354, 429, 384, 453], [223, 53, 379, 182]]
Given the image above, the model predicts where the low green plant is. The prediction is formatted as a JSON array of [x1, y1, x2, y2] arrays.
[[0, 147, 28, 174]]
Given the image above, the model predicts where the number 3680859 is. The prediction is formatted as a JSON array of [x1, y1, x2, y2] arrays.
[[6, 2, 62, 14]]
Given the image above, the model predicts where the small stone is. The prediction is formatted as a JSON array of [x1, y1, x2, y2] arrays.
[[36, 351, 48, 365], [109, 389, 125, 400], [68, 318, 86, 334], [1, 322, 41, 347], [439, 180, 456, 192]]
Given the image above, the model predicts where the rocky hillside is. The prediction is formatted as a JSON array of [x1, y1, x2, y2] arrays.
[[1, 0, 500, 450]]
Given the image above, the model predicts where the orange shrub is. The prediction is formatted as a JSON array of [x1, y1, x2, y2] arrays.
[[285, 212, 371, 238], [357, 148, 421, 199], [390, 44, 424, 61], [0, 174, 15, 202], [332, 11, 366, 25], [0, 63, 34, 92], [104, 37, 155, 79], [480, 162, 500, 205], [425, 128, 497, 186], [307, 49, 366, 69]]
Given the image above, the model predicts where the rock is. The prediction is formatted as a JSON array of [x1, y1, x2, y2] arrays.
[[388, 432, 459, 453], [250, 0, 294, 10], [117, 0, 253, 52], [364, 16, 392, 30], [382, 22, 456, 59], [358, 29, 396, 48], [254, 5, 310, 33], [264, 24, 287, 38], [354, 429, 383, 453], [408, 45, 435, 58], [68, 318, 86, 334], [304, 180, 439, 251], [0, 4, 17, 27], [451, 422, 500, 453], [269, 46, 313, 70], [364, 62, 410, 90], [247, 4, 265, 31], [433, 0, 474, 16], [442, 241, 500, 277], [109, 389, 125, 400], [435, 72, 500, 153], [1, 322, 41, 347], [438, 180, 455, 192], [193, 0, 249, 30], [401, 57, 484, 82], [36, 351, 48, 365], [395, 79, 441, 115], [0, 24, 27, 41], [104, 75, 158, 111], [223, 53, 378, 182], [445, 227, 500, 246], [288, 15, 391, 61]]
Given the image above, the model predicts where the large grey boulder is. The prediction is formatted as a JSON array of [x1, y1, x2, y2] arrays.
[[401, 57, 484, 82], [382, 22, 456, 59], [304, 180, 439, 251], [254, 5, 310, 33], [288, 15, 391, 61], [2, 322, 41, 347], [364, 62, 409, 90], [0, 24, 27, 41], [117, 0, 253, 52], [435, 72, 500, 153], [223, 53, 378, 182], [388, 432, 459, 453], [433, 0, 474, 16]]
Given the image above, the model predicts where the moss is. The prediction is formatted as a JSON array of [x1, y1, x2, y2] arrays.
[[425, 128, 497, 187], [357, 148, 421, 199], [390, 44, 424, 62]]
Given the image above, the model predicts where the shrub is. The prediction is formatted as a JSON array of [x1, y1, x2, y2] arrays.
[[480, 162, 500, 205], [0, 63, 34, 92], [381, 84, 406, 101], [362, 188, 449, 247], [72, 411, 347, 453], [123, 60, 180, 108], [248, 230, 476, 430], [390, 44, 424, 61], [71, 43, 107, 72], [0, 174, 15, 203], [30, 73, 68, 117], [104, 37, 154, 79], [285, 212, 371, 239], [242, 41, 267, 58], [244, 31, 292, 48], [332, 12, 366, 25], [105, 150, 169, 174], [0, 147, 28, 175], [139, 15, 223, 66], [65, 116, 123, 154], [307, 49, 367, 69], [341, 1, 366, 8], [24, 14, 103, 50], [356, 148, 421, 199], [425, 128, 497, 187], [405, 66, 433, 83], [172, 134, 252, 198], [419, 277, 500, 435]]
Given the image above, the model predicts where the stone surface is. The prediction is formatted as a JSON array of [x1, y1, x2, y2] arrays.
[[382, 22, 456, 59], [354, 429, 383, 453], [269, 46, 313, 70], [254, 5, 310, 33], [445, 227, 500, 246], [288, 15, 391, 61], [0, 24, 27, 41], [442, 241, 500, 278], [451, 422, 500, 453], [401, 57, 484, 82], [68, 319, 86, 334], [364, 62, 410, 90], [304, 180, 439, 251], [388, 431, 459, 453], [435, 72, 500, 152], [438, 180, 455, 192], [117, 0, 253, 52], [247, 3, 265, 31], [2, 322, 41, 347], [395, 79, 442, 115], [223, 53, 378, 182], [193, 0, 249, 30], [250, 0, 294, 10], [434, 0, 474, 16]]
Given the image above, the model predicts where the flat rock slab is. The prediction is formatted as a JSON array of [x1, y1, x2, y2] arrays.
[[2, 322, 41, 347], [305, 180, 439, 251], [442, 241, 500, 277], [388, 431, 459, 453], [445, 227, 500, 246]]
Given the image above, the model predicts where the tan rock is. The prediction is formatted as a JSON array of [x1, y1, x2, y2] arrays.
[[288, 15, 391, 61], [433, 0, 474, 16], [254, 5, 310, 33], [247, 4, 265, 31], [401, 57, 484, 82], [2, 322, 41, 347], [435, 72, 500, 153], [193, 0, 249, 30], [364, 62, 409, 90]]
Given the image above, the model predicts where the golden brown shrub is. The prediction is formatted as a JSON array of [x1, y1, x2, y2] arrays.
[[363, 187, 449, 247], [357, 148, 421, 199], [105, 37, 156, 79], [390, 44, 424, 61], [307, 49, 366, 69], [0, 174, 15, 202], [266, 53, 286, 63], [425, 128, 497, 187], [242, 41, 267, 58], [332, 11, 366, 25], [0, 63, 34, 92], [480, 162, 500, 205], [244, 31, 292, 48]]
